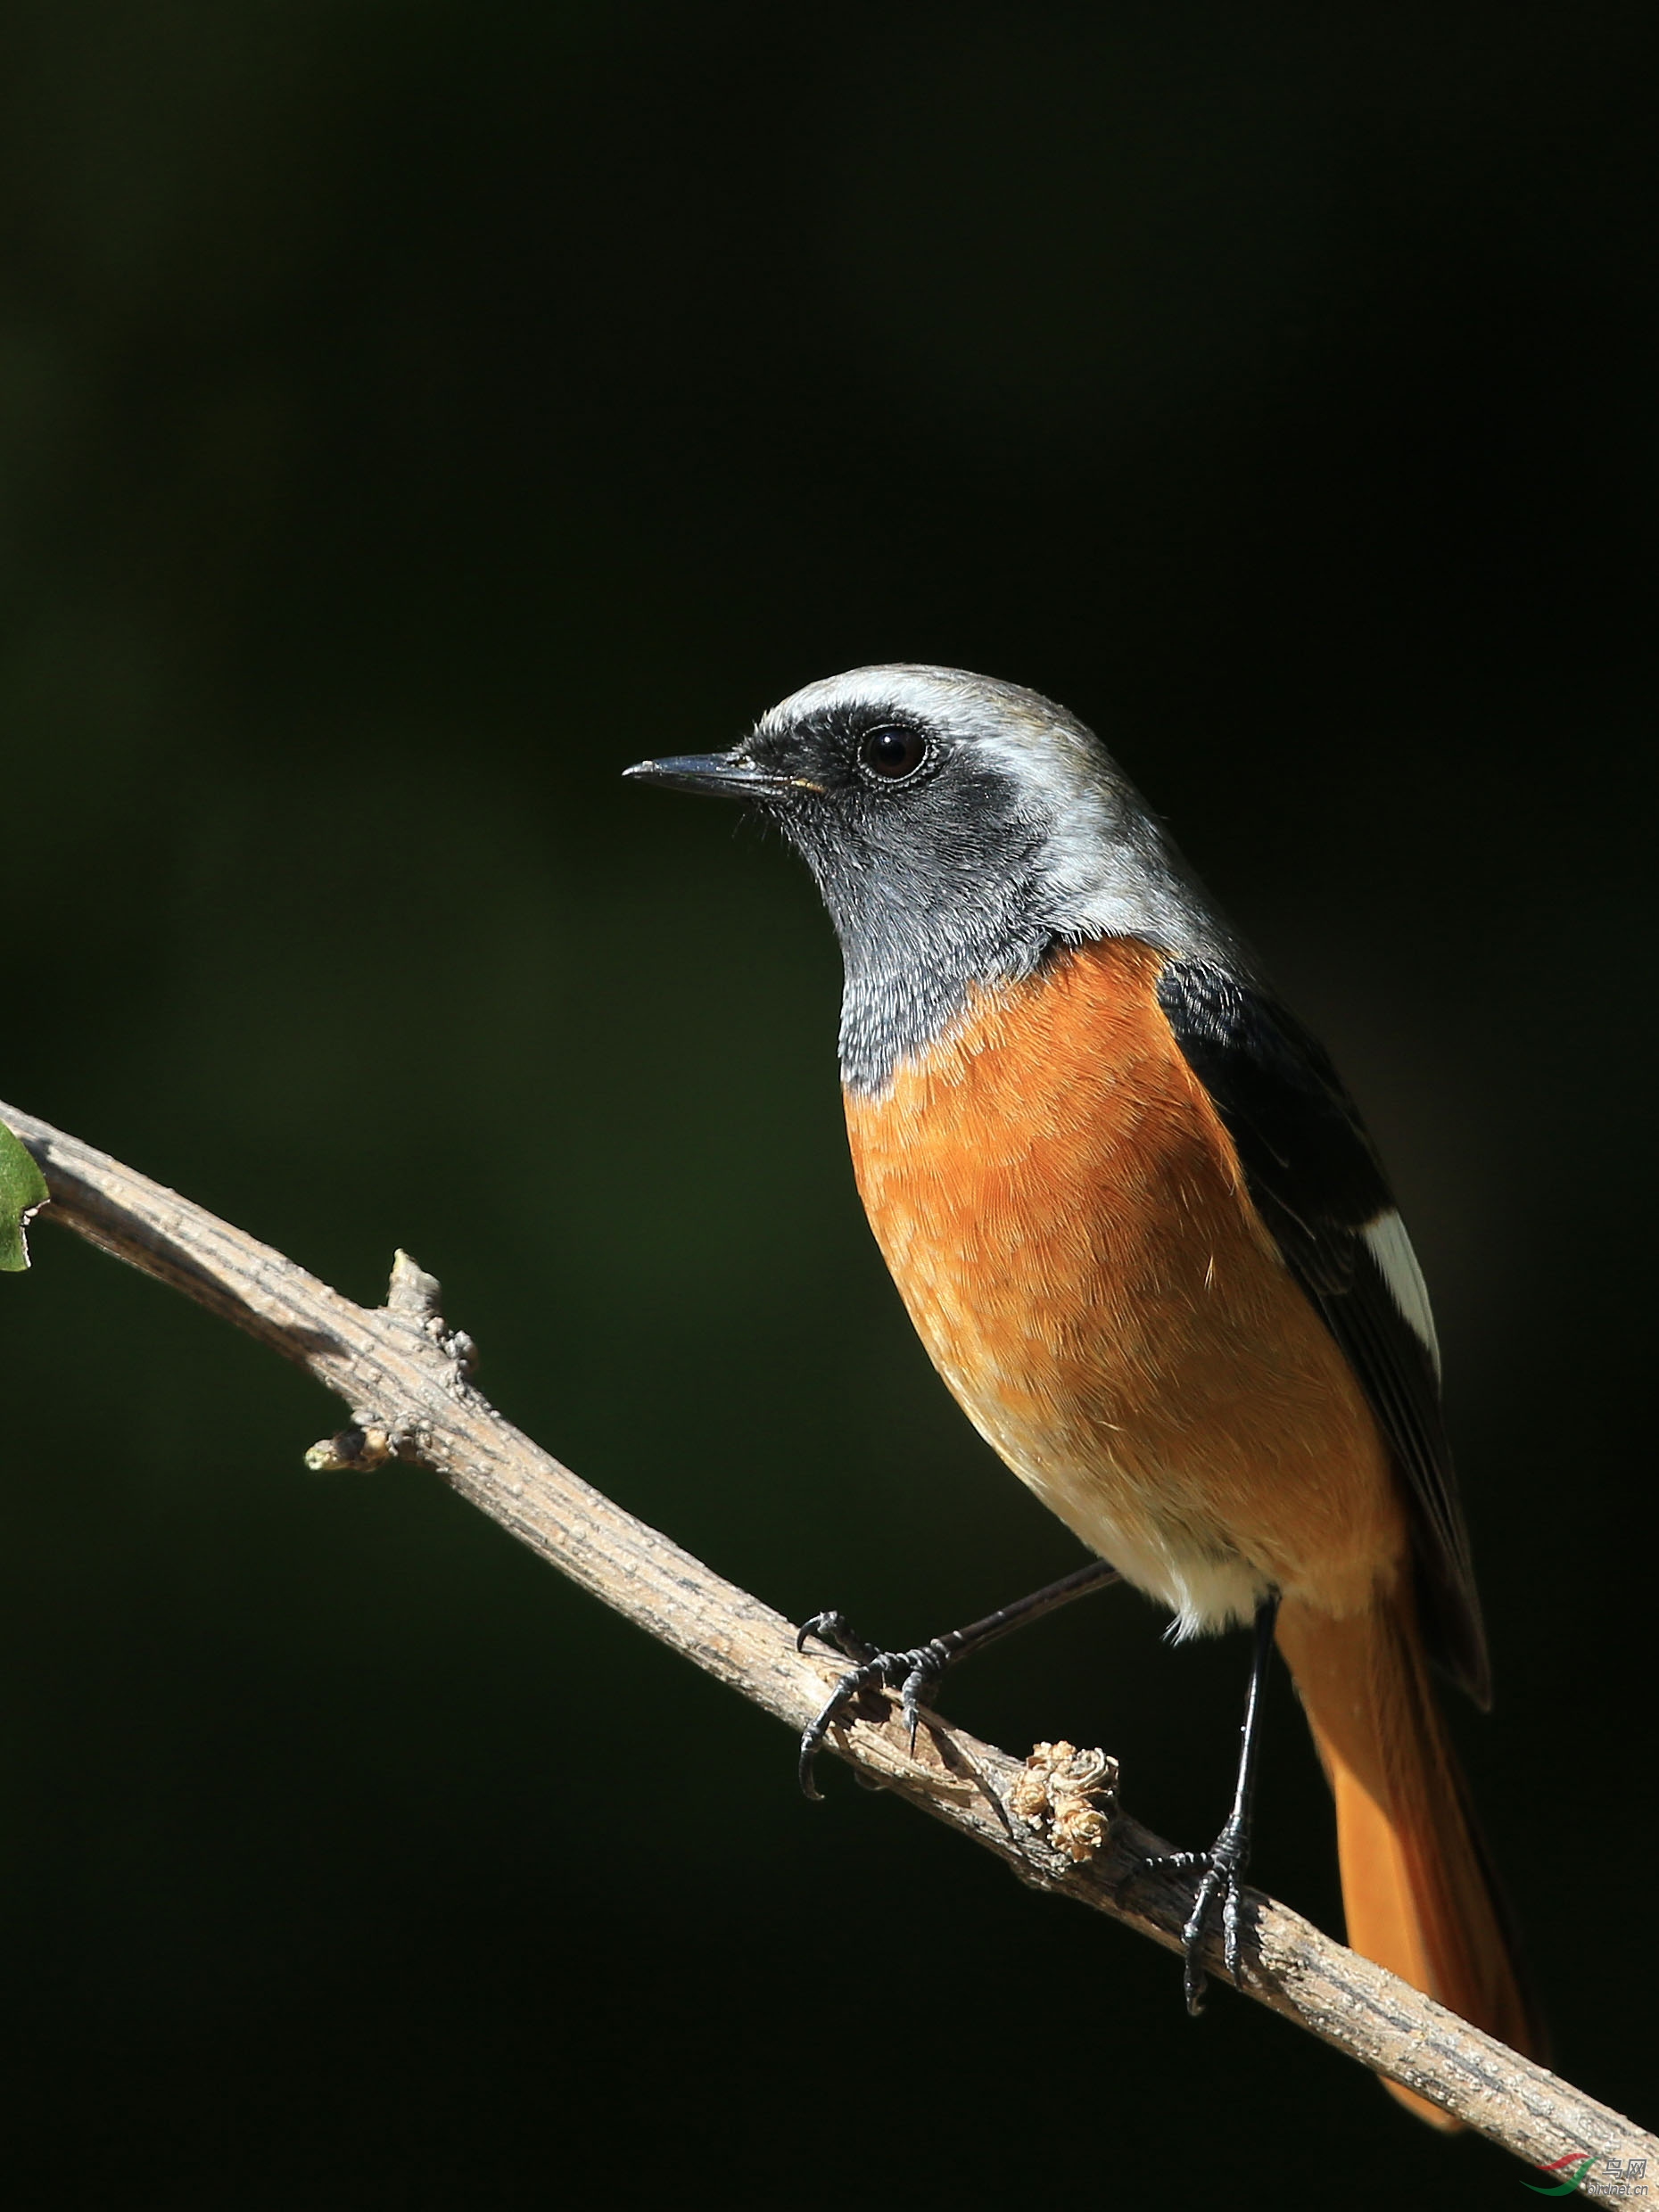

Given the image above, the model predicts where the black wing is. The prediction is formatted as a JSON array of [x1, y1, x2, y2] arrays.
[[1157, 957, 1490, 1705]]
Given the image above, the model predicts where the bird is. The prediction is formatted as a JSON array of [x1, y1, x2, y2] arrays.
[[625, 663, 1541, 2125]]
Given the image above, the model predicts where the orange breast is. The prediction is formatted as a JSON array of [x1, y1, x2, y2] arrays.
[[843, 937, 1407, 1634]]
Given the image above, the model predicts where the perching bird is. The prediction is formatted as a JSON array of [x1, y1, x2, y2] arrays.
[[626, 664, 1539, 2124]]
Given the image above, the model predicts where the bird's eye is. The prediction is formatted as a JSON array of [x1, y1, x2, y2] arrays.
[[858, 724, 929, 781]]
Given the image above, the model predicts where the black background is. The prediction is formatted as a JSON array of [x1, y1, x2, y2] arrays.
[[2, 4, 1655, 2205]]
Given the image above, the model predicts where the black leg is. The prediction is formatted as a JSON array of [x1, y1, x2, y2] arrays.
[[1143, 1593, 1280, 2012], [795, 1558, 1122, 1799]]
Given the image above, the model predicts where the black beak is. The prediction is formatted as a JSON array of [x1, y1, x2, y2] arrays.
[[623, 752, 792, 802]]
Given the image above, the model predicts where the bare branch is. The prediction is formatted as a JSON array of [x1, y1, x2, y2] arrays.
[[2, 1099, 1649, 2175]]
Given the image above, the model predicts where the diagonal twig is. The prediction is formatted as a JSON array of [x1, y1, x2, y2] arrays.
[[1, 1098, 1650, 2175]]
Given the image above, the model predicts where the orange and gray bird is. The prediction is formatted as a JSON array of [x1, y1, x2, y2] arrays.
[[626, 664, 1540, 2124]]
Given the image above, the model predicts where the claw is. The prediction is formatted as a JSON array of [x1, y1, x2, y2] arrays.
[[791, 1565, 1132, 1804], [1132, 1596, 1275, 2015], [790, 1567, 1126, 1803], [796, 1611, 874, 1665], [796, 1656, 890, 1798], [794, 1612, 953, 1796], [1138, 1815, 1251, 2013]]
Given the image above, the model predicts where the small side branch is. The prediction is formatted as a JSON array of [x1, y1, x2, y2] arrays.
[[1, 1099, 1648, 2174]]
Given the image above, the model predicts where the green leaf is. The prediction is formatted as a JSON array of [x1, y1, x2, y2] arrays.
[[0, 1121, 48, 1272]]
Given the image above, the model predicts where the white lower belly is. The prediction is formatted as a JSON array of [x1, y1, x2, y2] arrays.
[[952, 1381, 1271, 1639], [1030, 1466, 1270, 1641]]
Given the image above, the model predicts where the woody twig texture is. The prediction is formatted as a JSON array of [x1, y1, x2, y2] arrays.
[[1, 1097, 1648, 2176]]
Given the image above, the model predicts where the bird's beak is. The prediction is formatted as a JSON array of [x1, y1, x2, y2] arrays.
[[623, 751, 792, 802]]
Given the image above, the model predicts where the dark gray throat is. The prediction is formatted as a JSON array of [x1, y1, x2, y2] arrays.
[[834, 901, 1054, 1095]]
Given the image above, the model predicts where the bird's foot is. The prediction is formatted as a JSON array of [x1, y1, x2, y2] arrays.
[[1138, 1811, 1252, 2014], [795, 1611, 953, 1799]]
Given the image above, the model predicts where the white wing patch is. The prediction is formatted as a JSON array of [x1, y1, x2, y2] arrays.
[[1362, 1209, 1442, 1381]]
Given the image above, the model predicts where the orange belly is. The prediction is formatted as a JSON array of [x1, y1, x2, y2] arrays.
[[843, 936, 1408, 1634]]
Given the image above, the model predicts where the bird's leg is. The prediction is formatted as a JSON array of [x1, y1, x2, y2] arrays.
[[1137, 1592, 1279, 2012], [794, 1558, 1122, 1798]]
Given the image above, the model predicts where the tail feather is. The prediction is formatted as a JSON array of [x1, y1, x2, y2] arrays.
[[1276, 1589, 1542, 2128]]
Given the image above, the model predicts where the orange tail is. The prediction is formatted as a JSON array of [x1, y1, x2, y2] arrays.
[[1275, 1590, 1542, 2128]]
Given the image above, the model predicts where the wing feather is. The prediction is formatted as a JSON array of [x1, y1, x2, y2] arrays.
[[1156, 958, 1490, 1705]]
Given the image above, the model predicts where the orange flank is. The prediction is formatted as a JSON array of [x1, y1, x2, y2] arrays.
[[844, 935, 1539, 2112]]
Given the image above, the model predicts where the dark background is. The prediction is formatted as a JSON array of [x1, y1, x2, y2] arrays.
[[2, 4, 1654, 2205]]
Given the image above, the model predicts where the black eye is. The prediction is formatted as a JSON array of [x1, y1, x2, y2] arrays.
[[859, 724, 929, 781]]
